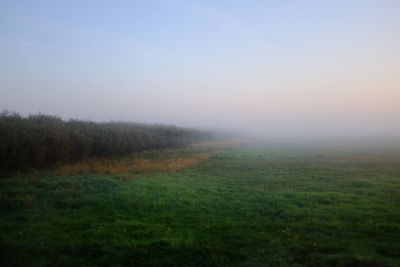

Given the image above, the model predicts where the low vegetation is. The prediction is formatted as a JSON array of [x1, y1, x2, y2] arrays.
[[56, 151, 210, 176], [1, 143, 399, 266]]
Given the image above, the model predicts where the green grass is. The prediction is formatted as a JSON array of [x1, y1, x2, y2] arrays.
[[1, 143, 400, 266]]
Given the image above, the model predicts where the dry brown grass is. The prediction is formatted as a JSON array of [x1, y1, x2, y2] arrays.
[[56, 153, 210, 176]]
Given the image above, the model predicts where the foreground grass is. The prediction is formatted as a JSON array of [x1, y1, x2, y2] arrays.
[[1, 143, 400, 266]]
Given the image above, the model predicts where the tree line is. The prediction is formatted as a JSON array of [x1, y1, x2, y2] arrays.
[[0, 111, 215, 173]]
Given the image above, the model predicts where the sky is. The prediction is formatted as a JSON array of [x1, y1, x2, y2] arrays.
[[1, 0, 400, 138]]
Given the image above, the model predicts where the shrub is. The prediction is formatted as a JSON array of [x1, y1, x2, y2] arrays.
[[0, 111, 215, 173]]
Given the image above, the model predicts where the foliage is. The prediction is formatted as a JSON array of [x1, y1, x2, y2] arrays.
[[0, 111, 214, 173]]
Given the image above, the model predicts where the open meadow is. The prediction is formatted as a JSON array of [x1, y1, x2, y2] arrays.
[[1, 142, 400, 266], [3, 1, 400, 266]]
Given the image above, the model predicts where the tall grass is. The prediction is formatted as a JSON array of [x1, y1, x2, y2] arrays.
[[56, 153, 210, 175]]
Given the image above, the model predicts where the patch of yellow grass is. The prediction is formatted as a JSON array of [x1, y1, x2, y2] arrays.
[[56, 153, 210, 176]]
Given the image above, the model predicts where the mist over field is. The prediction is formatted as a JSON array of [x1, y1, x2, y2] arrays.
[[1, 2, 400, 266], [1, 0, 400, 140]]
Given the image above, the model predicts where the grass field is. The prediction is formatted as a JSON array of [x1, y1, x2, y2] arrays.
[[1, 142, 400, 266]]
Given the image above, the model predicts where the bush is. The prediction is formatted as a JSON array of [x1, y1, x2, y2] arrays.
[[0, 111, 214, 173]]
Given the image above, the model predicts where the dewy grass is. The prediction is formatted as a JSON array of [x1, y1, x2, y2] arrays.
[[0, 143, 400, 266]]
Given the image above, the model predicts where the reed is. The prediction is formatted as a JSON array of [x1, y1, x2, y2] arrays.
[[56, 153, 210, 176]]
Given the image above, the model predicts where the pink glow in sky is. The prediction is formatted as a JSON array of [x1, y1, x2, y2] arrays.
[[1, 0, 399, 138]]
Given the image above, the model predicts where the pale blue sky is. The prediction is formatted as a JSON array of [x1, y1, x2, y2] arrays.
[[1, 0, 400, 137]]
